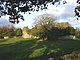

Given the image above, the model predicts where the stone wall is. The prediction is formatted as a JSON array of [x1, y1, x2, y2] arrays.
[[4, 36, 9, 39], [22, 28, 33, 38], [58, 35, 76, 39]]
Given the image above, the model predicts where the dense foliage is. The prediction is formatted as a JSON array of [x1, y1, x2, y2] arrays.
[[0, 26, 22, 38], [0, 25, 15, 38], [0, 0, 80, 23], [75, 28, 80, 38], [31, 14, 75, 40], [15, 28, 22, 36]]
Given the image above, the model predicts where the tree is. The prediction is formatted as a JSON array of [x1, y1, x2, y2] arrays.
[[31, 14, 75, 40], [55, 22, 71, 29], [30, 27, 37, 36], [31, 14, 57, 40], [0, 25, 15, 38], [67, 27, 75, 35], [55, 22, 75, 36], [0, 0, 80, 23], [75, 28, 80, 38], [15, 28, 22, 36]]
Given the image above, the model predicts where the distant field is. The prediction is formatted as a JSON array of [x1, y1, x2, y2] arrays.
[[0, 38, 80, 60]]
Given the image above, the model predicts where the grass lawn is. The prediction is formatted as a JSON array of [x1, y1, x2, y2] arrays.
[[0, 38, 80, 60]]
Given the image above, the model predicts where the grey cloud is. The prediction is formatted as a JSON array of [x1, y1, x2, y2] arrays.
[[55, 3, 77, 20], [0, 18, 14, 27]]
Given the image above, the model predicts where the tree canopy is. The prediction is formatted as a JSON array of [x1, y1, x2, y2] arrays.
[[0, 0, 80, 23], [15, 28, 22, 36], [31, 14, 75, 40], [0, 25, 15, 38]]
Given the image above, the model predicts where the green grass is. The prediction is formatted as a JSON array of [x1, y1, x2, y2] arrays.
[[0, 38, 80, 60]]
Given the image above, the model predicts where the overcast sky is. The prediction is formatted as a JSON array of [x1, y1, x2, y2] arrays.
[[0, 0, 80, 28]]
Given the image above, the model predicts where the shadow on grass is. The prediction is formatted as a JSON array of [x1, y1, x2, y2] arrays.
[[0, 39, 8, 42], [0, 38, 80, 60]]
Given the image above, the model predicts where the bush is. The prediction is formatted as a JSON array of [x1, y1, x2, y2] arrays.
[[75, 28, 80, 38], [15, 28, 22, 36]]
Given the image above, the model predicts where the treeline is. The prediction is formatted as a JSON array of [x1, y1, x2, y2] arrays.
[[29, 14, 80, 40], [0, 25, 22, 38], [1, 14, 80, 40], [29, 15, 75, 40], [30, 22, 76, 40]]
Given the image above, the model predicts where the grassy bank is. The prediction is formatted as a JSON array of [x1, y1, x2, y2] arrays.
[[0, 38, 80, 60]]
